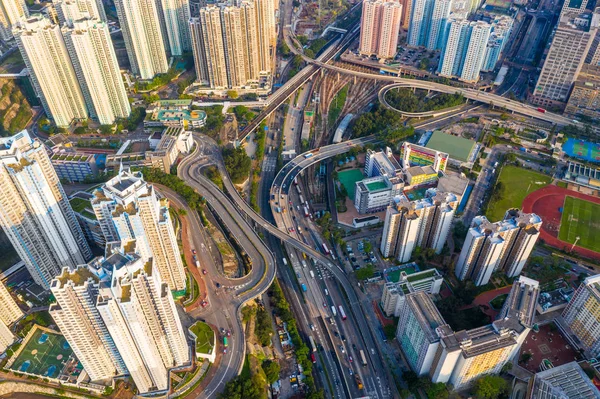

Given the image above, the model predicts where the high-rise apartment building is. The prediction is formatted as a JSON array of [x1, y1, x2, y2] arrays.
[[562, 274, 600, 358], [52, 0, 107, 25], [530, 361, 600, 399], [381, 267, 443, 317], [399, 0, 411, 29], [92, 167, 186, 291], [114, 0, 169, 79], [561, 0, 589, 17], [532, 10, 599, 106], [481, 15, 513, 72], [191, 0, 273, 90], [14, 15, 88, 127], [97, 251, 190, 393], [0, 0, 28, 40], [359, 0, 402, 59], [0, 320, 15, 354], [565, 63, 600, 120], [0, 282, 23, 327], [407, 0, 452, 50], [455, 210, 541, 286], [160, 0, 191, 56], [0, 131, 92, 289], [438, 18, 491, 83], [380, 189, 457, 262], [397, 277, 539, 389], [63, 19, 131, 125], [49, 262, 127, 381]]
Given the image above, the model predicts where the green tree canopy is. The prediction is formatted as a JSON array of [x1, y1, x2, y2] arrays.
[[262, 360, 280, 384], [472, 375, 509, 399], [223, 147, 251, 184]]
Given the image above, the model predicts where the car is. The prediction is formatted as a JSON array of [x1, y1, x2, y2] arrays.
[[192, 249, 197, 254], [220, 328, 225, 334], [202, 269, 208, 275], [339, 345, 345, 353], [216, 282, 221, 288], [223, 348, 227, 354], [201, 300, 208, 307], [349, 368, 354, 375], [334, 331, 340, 338], [227, 330, 231, 337], [348, 355, 353, 362], [352, 344, 357, 350], [310, 324, 316, 331], [288, 227, 295, 232], [341, 334, 346, 342], [351, 257, 357, 262], [323, 302, 327, 308]]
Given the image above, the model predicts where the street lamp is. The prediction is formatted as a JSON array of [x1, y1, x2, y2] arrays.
[[571, 236, 580, 252]]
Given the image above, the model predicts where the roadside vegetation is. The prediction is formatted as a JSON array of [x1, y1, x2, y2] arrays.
[[0, 81, 33, 135], [223, 147, 252, 184], [350, 103, 415, 146], [385, 88, 464, 113], [328, 85, 348, 127]]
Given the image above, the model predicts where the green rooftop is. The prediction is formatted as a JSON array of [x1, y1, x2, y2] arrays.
[[366, 181, 388, 192], [190, 321, 214, 354], [426, 131, 475, 162], [69, 197, 96, 220], [406, 269, 437, 282]]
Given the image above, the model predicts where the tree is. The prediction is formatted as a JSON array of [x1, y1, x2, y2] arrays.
[[227, 90, 239, 99], [426, 382, 449, 399], [383, 324, 396, 340], [355, 264, 375, 280], [520, 353, 532, 364], [472, 375, 509, 399], [222, 147, 251, 184], [363, 240, 372, 253], [262, 360, 280, 384]]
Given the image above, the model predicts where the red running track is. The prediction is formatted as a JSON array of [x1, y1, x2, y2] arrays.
[[521, 185, 600, 261]]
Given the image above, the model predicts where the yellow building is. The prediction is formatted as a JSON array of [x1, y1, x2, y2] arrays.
[[562, 274, 600, 358]]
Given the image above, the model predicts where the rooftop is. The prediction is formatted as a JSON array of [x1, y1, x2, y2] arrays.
[[406, 291, 448, 343], [425, 131, 476, 162], [366, 180, 389, 192], [531, 361, 600, 399]]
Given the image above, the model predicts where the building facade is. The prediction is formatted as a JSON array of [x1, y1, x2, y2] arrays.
[[359, 0, 402, 59], [455, 211, 542, 286], [53, 0, 107, 25], [381, 267, 443, 316], [49, 262, 128, 381], [114, 0, 169, 79], [0, 131, 92, 289], [562, 274, 600, 358], [407, 0, 452, 50], [0, 281, 23, 327], [401, 142, 448, 173], [51, 151, 99, 182], [14, 15, 88, 128], [97, 252, 190, 393], [92, 167, 186, 291], [532, 11, 599, 106], [565, 63, 600, 120], [62, 18, 131, 125], [160, 0, 191, 56], [0, 0, 28, 40], [380, 190, 457, 262]]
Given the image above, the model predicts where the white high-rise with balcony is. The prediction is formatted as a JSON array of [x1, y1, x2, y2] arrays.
[[97, 253, 190, 393], [160, 0, 191, 56], [92, 167, 186, 291], [52, 0, 107, 25], [114, 0, 169, 79], [63, 19, 131, 125], [50, 262, 127, 381], [0, 131, 92, 289], [0, 282, 23, 327], [408, 0, 452, 50], [0, 0, 28, 40], [14, 15, 88, 127]]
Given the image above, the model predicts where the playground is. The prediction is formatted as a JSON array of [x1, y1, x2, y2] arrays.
[[559, 196, 600, 253], [8, 326, 74, 379], [563, 138, 600, 163], [337, 169, 364, 201]]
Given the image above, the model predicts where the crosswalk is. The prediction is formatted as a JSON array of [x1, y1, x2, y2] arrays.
[[262, 157, 277, 172]]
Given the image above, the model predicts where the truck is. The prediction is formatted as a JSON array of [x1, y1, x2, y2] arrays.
[[355, 375, 363, 390], [310, 270, 315, 278], [322, 243, 330, 255], [299, 195, 304, 204], [303, 206, 310, 217], [359, 350, 367, 367], [537, 107, 546, 113], [520, 147, 527, 152], [338, 305, 347, 320], [309, 336, 317, 352], [331, 306, 337, 316], [223, 337, 228, 347], [301, 284, 307, 292]]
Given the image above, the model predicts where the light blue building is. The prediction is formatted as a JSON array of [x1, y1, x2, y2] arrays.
[[407, 0, 453, 50]]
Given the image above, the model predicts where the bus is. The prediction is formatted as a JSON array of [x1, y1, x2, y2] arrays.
[[309, 336, 317, 353], [299, 195, 304, 204], [322, 243, 330, 255], [359, 350, 367, 367], [338, 305, 347, 320], [223, 337, 228, 347], [296, 185, 302, 195]]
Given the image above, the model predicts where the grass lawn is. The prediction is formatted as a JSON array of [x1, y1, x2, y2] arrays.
[[486, 165, 552, 221], [559, 196, 600, 253], [328, 85, 348, 126], [490, 294, 508, 310], [189, 321, 214, 355], [9, 326, 73, 379]]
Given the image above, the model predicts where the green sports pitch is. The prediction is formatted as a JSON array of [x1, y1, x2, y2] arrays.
[[559, 196, 600, 253]]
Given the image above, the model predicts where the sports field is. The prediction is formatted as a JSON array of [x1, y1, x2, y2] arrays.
[[337, 169, 364, 200], [9, 326, 73, 379], [558, 196, 600, 253], [563, 138, 600, 163], [486, 165, 551, 221]]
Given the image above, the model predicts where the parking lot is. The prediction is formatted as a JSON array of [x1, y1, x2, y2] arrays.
[[395, 47, 440, 73]]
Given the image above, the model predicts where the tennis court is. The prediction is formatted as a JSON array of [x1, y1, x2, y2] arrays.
[[8, 326, 73, 379], [338, 169, 365, 200], [563, 138, 600, 163]]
